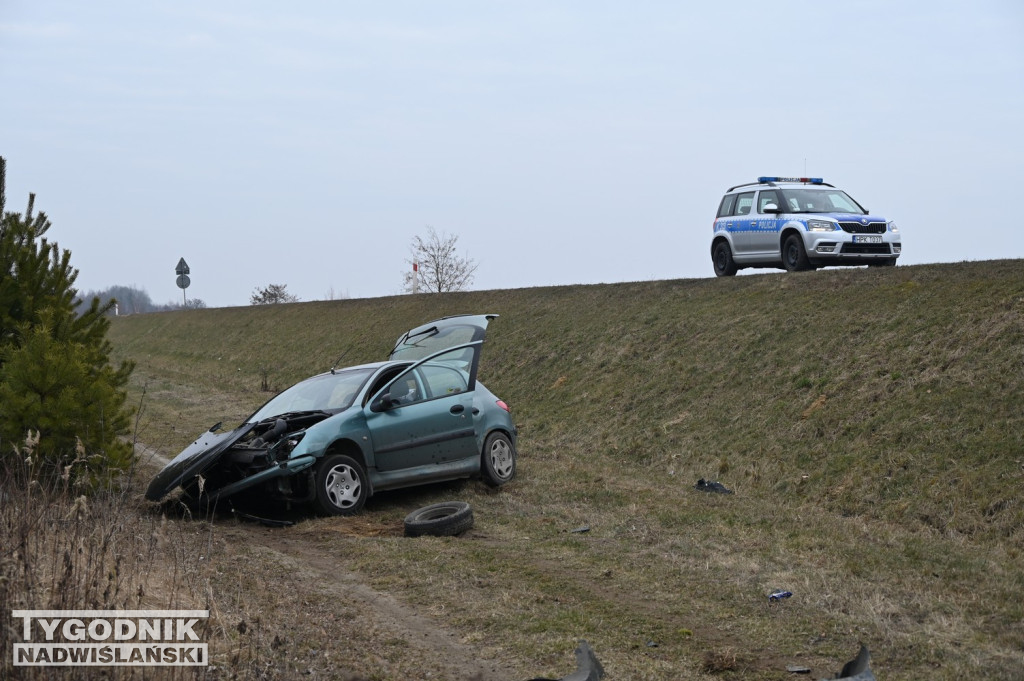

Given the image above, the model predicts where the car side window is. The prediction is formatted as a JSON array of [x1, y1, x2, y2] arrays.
[[363, 365, 409, 407], [735, 192, 754, 216], [377, 346, 475, 409], [421, 364, 469, 398], [717, 194, 737, 218], [758, 190, 779, 213], [388, 371, 424, 406]]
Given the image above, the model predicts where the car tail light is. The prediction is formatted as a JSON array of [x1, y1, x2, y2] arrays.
[[496, 400, 511, 413]]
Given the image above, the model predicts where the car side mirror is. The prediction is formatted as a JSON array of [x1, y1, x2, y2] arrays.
[[763, 203, 780, 214], [371, 393, 394, 412]]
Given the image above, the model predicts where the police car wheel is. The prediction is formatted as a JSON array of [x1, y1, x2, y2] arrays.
[[783, 235, 811, 272], [713, 242, 737, 277]]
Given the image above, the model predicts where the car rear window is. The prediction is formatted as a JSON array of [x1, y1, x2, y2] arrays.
[[717, 194, 737, 218], [390, 323, 480, 361]]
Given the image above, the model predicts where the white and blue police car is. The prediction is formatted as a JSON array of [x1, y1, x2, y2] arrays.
[[711, 177, 901, 276]]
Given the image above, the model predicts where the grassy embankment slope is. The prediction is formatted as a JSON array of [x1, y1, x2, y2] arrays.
[[108, 260, 1024, 680]]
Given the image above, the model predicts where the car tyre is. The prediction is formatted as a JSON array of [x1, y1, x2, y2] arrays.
[[403, 501, 474, 537], [782, 234, 811, 272], [712, 241, 738, 277], [313, 454, 367, 516], [481, 432, 517, 487]]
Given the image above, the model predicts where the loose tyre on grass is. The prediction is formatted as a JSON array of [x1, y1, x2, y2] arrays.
[[403, 501, 474, 537]]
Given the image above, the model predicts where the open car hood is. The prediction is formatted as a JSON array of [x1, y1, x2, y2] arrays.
[[389, 314, 496, 362], [145, 424, 254, 501]]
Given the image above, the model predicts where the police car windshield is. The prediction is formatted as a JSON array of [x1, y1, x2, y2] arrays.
[[779, 189, 866, 214]]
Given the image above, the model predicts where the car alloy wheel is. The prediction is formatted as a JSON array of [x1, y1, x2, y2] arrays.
[[314, 453, 367, 515], [481, 432, 516, 487]]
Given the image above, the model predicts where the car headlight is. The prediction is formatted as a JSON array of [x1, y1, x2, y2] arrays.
[[806, 220, 837, 232], [888, 221, 899, 233], [271, 432, 306, 460]]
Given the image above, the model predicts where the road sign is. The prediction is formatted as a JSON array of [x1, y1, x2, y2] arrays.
[[175, 258, 190, 276], [176, 274, 191, 290]]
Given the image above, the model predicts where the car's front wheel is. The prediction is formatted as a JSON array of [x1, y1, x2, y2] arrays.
[[782, 234, 811, 272], [481, 432, 516, 487], [712, 241, 738, 277], [313, 453, 367, 515]]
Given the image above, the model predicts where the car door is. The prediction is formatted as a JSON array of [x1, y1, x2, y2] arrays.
[[729, 191, 756, 255], [365, 344, 480, 472], [749, 189, 783, 256]]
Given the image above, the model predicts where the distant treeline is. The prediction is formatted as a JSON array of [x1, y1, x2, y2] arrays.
[[76, 285, 207, 315]]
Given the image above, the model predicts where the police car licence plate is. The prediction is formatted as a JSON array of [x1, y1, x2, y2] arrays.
[[853, 235, 883, 244]]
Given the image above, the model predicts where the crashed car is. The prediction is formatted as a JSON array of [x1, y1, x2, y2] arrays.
[[146, 314, 517, 515]]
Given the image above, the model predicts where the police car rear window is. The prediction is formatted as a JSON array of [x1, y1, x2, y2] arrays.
[[717, 194, 736, 218]]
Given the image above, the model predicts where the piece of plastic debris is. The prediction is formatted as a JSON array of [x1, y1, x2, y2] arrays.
[[786, 664, 811, 674], [695, 478, 734, 494], [824, 644, 875, 681], [570, 525, 591, 534], [645, 640, 659, 648], [769, 590, 793, 601], [232, 509, 295, 527], [528, 640, 604, 681]]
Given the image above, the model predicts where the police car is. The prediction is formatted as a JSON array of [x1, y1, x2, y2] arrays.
[[710, 177, 901, 276]]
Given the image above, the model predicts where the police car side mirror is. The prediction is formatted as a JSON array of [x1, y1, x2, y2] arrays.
[[763, 203, 781, 214]]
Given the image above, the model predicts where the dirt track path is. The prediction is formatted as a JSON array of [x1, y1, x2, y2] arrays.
[[215, 520, 518, 680], [136, 444, 521, 680]]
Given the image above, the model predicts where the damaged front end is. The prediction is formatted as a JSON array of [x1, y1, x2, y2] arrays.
[[145, 411, 334, 506]]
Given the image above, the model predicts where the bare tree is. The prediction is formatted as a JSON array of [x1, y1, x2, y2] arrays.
[[403, 226, 478, 293], [250, 283, 299, 305]]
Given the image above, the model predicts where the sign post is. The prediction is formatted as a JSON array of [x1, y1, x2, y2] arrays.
[[175, 258, 191, 306]]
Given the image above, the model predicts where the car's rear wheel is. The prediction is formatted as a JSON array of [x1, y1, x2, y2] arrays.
[[313, 454, 367, 515], [712, 241, 738, 277], [782, 234, 811, 272], [481, 432, 516, 487]]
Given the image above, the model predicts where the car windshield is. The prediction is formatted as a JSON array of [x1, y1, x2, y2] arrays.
[[779, 188, 866, 214], [247, 367, 374, 423]]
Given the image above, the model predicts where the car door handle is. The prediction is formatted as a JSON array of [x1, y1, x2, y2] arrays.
[[450, 405, 465, 414]]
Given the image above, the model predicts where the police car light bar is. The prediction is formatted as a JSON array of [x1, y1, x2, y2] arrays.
[[758, 176, 824, 184]]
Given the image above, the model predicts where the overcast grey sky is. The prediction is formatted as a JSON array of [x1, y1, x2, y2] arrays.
[[3, 1, 1023, 308]]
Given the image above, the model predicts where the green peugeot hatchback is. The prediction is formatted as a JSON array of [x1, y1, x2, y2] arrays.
[[145, 314, 517, 515]]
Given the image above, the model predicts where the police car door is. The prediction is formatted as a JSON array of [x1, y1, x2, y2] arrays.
[[749, 189, 782, 256], [730, 191, 756, 255]]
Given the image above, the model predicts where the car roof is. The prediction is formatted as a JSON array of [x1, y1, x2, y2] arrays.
[[726, 178, 837, 193], [318, 360, 392, 379]]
